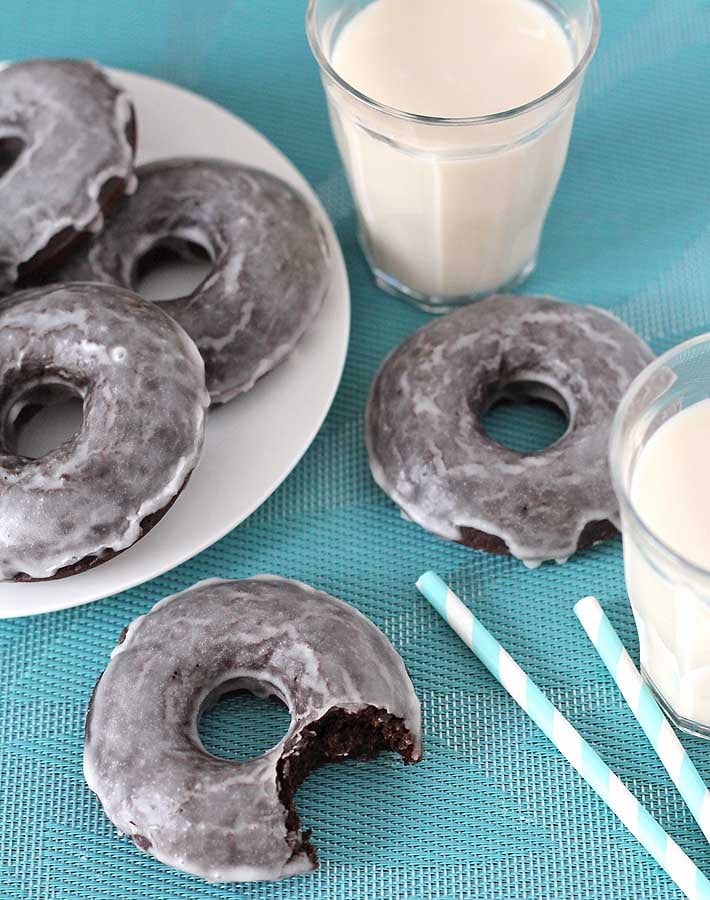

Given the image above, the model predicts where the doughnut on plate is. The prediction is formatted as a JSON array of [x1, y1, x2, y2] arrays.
[[0, 68, 350, 618]]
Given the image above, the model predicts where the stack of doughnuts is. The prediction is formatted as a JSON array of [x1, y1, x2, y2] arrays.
[[0, 58, 330, 581]]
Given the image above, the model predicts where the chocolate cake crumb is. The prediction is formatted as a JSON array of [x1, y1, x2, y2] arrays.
[[276, 705, 420, 868]]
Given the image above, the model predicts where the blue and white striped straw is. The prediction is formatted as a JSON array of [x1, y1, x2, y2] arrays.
[[575, 596, 710, 844], [416, 571, 710, 900]]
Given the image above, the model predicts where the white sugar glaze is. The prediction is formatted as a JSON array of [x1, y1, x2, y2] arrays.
[[0, 59, 136, 291], [51, 159, 331, 403], [366, 295, 655, 566], [84, 577, 422, 882], [0, 283, 208, 580]]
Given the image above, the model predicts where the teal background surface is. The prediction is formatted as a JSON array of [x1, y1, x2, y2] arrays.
[[2, 1, 710, 898]]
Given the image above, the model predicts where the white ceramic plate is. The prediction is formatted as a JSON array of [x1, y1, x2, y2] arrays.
[[0, 68, 350, 618]]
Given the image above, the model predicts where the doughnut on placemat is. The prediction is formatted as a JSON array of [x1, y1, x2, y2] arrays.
[[1, 2, 709, 899]]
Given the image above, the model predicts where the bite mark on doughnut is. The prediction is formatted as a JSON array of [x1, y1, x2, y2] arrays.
[[276, 706, 421, 868]]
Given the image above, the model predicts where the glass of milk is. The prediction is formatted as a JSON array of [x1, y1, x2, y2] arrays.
[[307, 0, 600, 312], [610, 335, 710, 738]]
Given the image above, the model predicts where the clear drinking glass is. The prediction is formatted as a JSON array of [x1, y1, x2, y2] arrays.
[[610, 335, 710, 738], [306, 0, 600, 313]]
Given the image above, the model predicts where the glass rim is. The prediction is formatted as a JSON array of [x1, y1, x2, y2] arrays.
[[306, 0, 601, 127], [609, 332, 710, 580]]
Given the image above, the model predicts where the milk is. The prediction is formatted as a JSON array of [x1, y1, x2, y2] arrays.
[[625, 399, 710, 728], [332, 0, 575, 120], [327, 0, 578, 301]]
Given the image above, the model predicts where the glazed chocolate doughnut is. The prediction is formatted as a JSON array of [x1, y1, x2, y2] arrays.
[[49, 158, 330, 403], [0, 283, 208, 582], [366, 295, 655, 566], [0, 59, 136, 291], [84, 577, 422, 882]]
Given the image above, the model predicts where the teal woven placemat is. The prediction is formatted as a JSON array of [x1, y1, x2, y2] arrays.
[[2, 1, 710, 898]]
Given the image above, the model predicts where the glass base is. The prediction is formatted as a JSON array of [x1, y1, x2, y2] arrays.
[[361, 238, 537, 314], [641, 666, 710, 740]]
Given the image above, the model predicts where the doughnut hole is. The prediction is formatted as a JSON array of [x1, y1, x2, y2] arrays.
[[479, 378, 570, 454], [133, 236, 214, 302], [198, 680, 292, 761], [1, 381, 84, 460], [0, 135, 25, 179]]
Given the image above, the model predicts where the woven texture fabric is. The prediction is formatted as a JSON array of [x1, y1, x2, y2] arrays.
[[1, 1, 710, 897]]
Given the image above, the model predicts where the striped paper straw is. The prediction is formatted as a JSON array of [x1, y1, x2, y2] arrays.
[[416, 571, 710, 900], [575, 596, 710, 844]]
